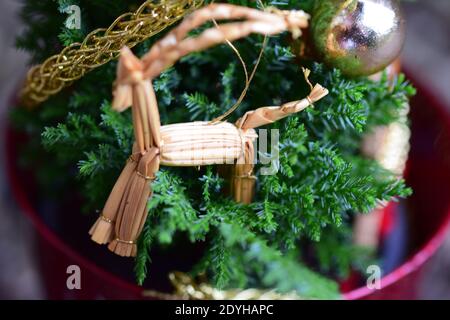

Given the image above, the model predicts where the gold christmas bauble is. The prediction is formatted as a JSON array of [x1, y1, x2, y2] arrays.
[[311, 0, 406, 77]]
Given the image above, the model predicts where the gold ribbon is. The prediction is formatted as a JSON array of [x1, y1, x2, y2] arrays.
[[20, 0, 204, 107], [143, 272, 304, 300]]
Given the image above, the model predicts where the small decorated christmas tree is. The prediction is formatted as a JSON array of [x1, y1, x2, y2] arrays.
[[12, 0, 415, 299]]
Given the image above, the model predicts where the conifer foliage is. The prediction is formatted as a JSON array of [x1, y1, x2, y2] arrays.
[[13, 0, 415, 299]]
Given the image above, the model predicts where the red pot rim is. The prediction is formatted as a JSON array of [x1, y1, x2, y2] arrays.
[[5, 69, 450, 299]]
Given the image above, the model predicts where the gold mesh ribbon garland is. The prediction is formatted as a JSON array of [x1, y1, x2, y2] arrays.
[[20, 0, 204, 107], [141, 272, 304, 300]]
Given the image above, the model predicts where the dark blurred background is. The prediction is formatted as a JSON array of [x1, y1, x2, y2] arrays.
[[0, 0, 449, 299]]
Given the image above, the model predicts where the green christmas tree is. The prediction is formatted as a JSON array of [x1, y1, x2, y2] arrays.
[[12, 0, 415, 299]]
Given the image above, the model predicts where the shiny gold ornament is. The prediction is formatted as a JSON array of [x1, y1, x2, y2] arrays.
[[311, 0, 405, 77]]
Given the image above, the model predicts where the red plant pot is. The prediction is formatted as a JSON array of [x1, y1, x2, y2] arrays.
[[5, 73, 450, 299]]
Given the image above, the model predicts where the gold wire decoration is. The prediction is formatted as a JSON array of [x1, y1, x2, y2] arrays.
[[20, 0, 204, 107]]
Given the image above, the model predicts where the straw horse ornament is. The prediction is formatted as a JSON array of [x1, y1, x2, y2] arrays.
[[89, 4, 329, 257]]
